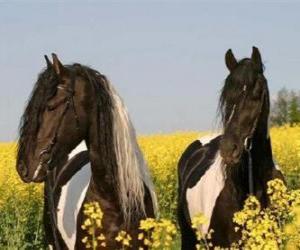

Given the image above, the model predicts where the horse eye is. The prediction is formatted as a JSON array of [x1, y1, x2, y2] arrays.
[[46, 104, 56, 111]]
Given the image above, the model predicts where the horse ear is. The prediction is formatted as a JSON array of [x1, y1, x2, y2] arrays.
[[44, 55, 52, 69], [51, 53, 65, 76], [251, 46, 263, 72], [225, 49, 238, 72]]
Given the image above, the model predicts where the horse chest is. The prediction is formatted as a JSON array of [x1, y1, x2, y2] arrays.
[[186, 152, 225, 234], [56, 162, 91, 250]]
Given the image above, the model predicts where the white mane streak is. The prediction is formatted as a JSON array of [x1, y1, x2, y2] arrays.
[[107, 83, 157, 224]]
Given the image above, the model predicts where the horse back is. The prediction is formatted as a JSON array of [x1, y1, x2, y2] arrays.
[[178, 135, 223, 232], [178, 134, 222, 197]]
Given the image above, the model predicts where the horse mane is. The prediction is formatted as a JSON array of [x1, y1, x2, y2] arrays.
[[19, 64, 157, 224], [110, 85, 158, 221], [81, 65, 157, 223]]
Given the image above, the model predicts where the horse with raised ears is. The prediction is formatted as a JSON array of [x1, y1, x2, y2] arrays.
[[177, 47, 284, 248], [16, 54, 157, 249]]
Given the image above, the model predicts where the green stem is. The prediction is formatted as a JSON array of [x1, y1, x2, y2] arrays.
[[93, 223, 96, 250]]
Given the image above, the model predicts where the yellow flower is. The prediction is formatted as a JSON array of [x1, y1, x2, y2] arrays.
[[81, 201, 105, 249], [232, 179, 300, 249], [115, 230, 132, 248], [138, 218, 177, 249], [138, 233, 144, 240]]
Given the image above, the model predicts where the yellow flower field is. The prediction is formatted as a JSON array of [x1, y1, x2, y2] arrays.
[[0, 142, 43, 208], [271, 125, 300, 174], [0, 125, 299, 248]]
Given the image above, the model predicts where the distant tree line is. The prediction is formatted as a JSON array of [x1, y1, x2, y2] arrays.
[[270, 88, 300, 126]]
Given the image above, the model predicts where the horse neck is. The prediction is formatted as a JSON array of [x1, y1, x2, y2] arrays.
[[227, 111, 274, 203], [251, 107, 274, 174], [83, 89, 152, 225], [252, 118, 275, 188], [86, 100, 119, 190]]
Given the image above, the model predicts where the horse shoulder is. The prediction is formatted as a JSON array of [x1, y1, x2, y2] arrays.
[[185, 151, 225, 234], [55, 152, 91, 250], [209, 183, 241, 246]]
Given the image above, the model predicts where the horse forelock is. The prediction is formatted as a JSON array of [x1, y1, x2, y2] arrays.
[[17, 67, 58, 164]]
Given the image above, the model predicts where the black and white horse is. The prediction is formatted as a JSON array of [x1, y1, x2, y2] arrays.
[[177, 47, 284, 248], [16, 54, 157, 249], [43, 141, 89, 250]]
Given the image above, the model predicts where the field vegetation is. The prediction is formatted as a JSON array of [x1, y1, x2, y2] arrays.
[[0, 126, 299, 249]]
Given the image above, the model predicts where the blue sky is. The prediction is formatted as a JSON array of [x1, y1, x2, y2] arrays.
[[1, 1, 300, 141]]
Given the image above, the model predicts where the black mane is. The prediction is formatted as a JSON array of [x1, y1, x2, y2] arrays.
[[18, 67, 57, 163]]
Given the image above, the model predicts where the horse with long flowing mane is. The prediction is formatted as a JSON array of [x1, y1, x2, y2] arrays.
[[16, 54, 157, 249], [177, 47, 284, 248]]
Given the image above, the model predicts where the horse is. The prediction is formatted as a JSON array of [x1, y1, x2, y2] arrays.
[[177, 47, 284, 248], [16, 54, 157, 249]]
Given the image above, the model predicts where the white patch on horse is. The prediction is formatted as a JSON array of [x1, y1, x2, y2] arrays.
[[68, 140, 88, 159], [186, 152, 225, 234], [33, 163, 43, 180], [198, 133, 220, 145], [57, 141, 90, 250], [57, 163, 91, 250]]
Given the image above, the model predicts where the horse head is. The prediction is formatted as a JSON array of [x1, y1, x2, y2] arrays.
[[16, 54, 90, 183], [219, 47, 270, 165]]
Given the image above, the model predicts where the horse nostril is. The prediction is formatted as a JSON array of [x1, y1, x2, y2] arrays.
[[220, 138, 242, 163], [19, 163, 28, 178]]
